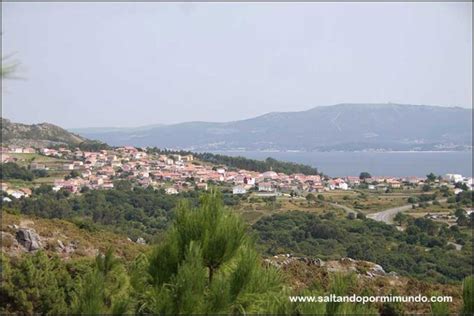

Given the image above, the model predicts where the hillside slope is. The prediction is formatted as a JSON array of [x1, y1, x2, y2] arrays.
[[2, 118, 93, 148], [72, 103, 472, 151]]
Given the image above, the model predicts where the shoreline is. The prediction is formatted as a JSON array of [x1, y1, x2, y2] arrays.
[[207, 149, 472, 154]]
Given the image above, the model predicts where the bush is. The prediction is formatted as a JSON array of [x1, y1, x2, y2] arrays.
[[462, 276, 474, 315], [0, 162, 35, 181]]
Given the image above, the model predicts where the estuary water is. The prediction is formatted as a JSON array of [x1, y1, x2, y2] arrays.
[[213, 151, 472, 177]]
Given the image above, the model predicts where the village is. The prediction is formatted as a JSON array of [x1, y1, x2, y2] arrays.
[[1, 145, 473, 201]]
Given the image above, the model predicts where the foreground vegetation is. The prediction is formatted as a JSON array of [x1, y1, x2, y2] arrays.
[[1, 191, 473, 314], [2, 189, 473, 314]]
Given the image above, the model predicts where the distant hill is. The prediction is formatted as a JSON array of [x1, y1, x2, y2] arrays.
[[1, 118, 95, 148], [71, 103, 472, 151]]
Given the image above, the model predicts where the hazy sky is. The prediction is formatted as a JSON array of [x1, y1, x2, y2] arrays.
[[1, 2, 472, 128]]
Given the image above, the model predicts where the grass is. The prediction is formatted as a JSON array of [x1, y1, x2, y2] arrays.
[[8, 153, 70, 164], [405, 201, 458, 225], [234, 195, 343, 224], [319, 189, 432, 214], [3, 153, 71, 189]]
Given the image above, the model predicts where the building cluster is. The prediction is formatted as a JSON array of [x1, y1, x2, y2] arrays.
[[1, 145, 473, 202]]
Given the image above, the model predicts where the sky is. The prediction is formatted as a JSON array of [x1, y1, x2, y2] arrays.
[[1, 2, 472, 128]]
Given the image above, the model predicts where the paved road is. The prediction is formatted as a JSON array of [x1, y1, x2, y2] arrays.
[[367, 199, 447, 224]]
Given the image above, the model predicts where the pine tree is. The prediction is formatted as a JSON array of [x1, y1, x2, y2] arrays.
[[139, 190, 284, 314], [73, 248, 130, 315], [0, 252, 74, 314]]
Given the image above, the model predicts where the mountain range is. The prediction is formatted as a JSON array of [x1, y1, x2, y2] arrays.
[[70, 103, 472, 152]]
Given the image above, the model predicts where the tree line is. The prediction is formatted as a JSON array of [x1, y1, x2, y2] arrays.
[[0, 162, 48, 181], [147, 147, 320, 175]]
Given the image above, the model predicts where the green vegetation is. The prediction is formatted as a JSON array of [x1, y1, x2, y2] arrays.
[[1, 55, 18, 79], [136, 190, 285, 314], [8, 186, 201, 241], [461, 276, 474, 315], [0, 162, 47, 181], [7, 185, 245, 241], [48, 140, 110, 152], [253, 211, 472, 283], [0, 252, 77, 314], [73, 248, 130, 314]]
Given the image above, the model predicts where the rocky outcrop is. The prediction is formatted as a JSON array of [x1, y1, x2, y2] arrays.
[[15, 228, 42, 251], [264, 254, 394, 278], [56, 239, 77, 254], [136, 237, 146, 245]]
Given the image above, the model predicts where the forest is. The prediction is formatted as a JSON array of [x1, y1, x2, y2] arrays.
[[253, 211, 472, 284], [3, 183, 247, 241]]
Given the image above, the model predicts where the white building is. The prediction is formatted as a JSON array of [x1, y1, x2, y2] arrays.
[[165, 187, 179, 195], [63, 163, 74, 170], [258, 182, 273, 192], [445, 174, 464, 183], [244, 177, 256, 185], [337, 182, 349, 190], [232, 186, 247, 195]]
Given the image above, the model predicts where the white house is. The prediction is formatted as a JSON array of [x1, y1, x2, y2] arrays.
[[232, 186, 247, 195], [244, 177, 256, 185], [337, 182, 349, 190], [9, 191, 25, 199], [165, 187, 179, 195], [30, 163, 47, 170], [258, 182, 273, 192], [63, 163, 75, 170], [445, 174, 464, 183]]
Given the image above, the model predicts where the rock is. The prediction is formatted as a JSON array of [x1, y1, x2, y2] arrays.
[[63, 240, 78, 254], [340, 257, 355, 263], [7, 224, 19, 230], [297, 257, 325, 266], [57, 240, 65, 249], [313, 258, 325, 266], [15, 228, 42, 251], [370, 264, 386, 275], [136, 237, 146, 245]]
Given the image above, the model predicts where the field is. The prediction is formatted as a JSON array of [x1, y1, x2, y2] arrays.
[[318, 189, 434, 214], [234, 195, 344, 224], [4, 153, 70, 188]]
